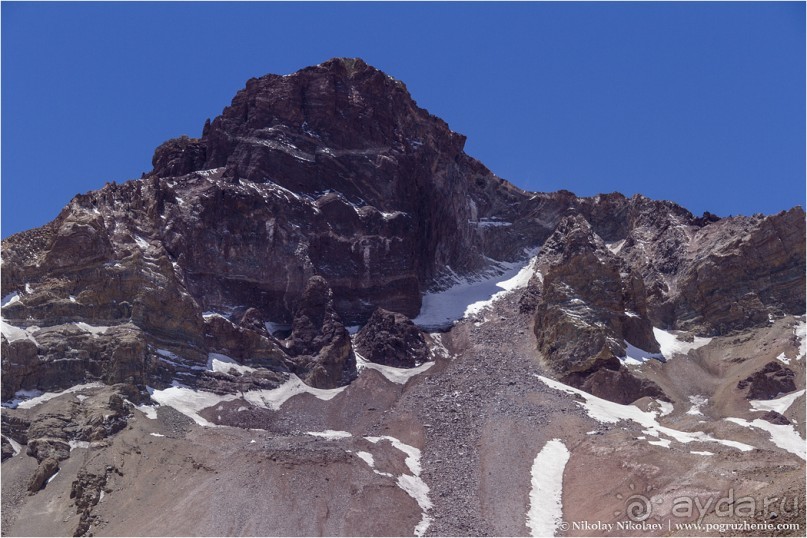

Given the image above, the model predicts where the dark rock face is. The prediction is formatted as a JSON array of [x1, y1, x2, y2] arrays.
[[203, 315, 289, 371], [354, 308, 429, 368], [575, 196, 805, 336], [139, 57, 546, 322], [149, 136, 206, 179], [669, 208, 806, 335], [24, 388, 133, 465], [562, 357, 667, 405], [287, 276, 357, 388], [737, 361, 797, 400], [1, 437, 14, 462], [516, 194, 805, 402], [527, 215, 665, 403], [1, 414, 30, 445], [1, 324, 153, 402]]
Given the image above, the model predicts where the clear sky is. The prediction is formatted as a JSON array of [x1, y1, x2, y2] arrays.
[[2, 1, 804, 237]]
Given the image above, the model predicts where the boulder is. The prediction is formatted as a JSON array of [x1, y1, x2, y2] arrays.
[[354, 308, 429, 368], [28, 457, 59, 494], [760, 410, 791, 425]]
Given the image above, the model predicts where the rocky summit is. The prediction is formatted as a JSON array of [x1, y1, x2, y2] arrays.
[[1, 58, 805, 537]]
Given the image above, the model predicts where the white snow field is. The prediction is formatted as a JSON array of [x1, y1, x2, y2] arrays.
[[725, 417, 805, 460], [413, 252, 538, 330], [355, 353, 434, 384], [527, 438, 571, 537], [750, 390, 805, 414], [538, 376, 754, 452], [3, 383, 104, 410]]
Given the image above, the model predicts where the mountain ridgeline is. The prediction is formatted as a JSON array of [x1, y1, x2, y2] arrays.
[[1, 57, 804, 403]]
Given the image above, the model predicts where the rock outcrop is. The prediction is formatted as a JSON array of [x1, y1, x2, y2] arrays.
[[354, 308, 429, 368], [70, 465, 123, 536], [572, 195, 806, 336], [737, 361, 797, 400], [518, 196, 805, 402], [526, 214, 665, 403], [760, 410, 791, 425], [287, 276, 357, 388], [27, 457, 59, 494]]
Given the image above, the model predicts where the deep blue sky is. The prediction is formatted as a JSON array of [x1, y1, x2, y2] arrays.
[[3, 2, 804, 237]]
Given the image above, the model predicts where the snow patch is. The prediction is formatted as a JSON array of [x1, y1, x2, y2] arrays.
[[1, 292, 20, 308], [750, 390, 805, 415], [428, 333, 450, 359], [149, 433, 165, 438], [795, 320, 806, 359], [686, 395, 708, 416], [2, 435, 21, 456], [397, 474, 433, 536], [133, 235, 149, 250], [653, 328, 712, 359], [725, 418, 805, 460], [4, 383, 103, 409], [154, 349, 205, 371], [413, 253, 538, 330], [241, 374, 347, 410], [0, 319, 39, 344], [74, 322, 110, 336], [527, 439, 570, 537], [690, 450, 714, 456], [537, 376, 754, 452], [465, 257, 539, 318], [264, 321, 292, 336], [471, 217, 513, 228], [776, 352, 791, 365], [2, 389, 42, 409], [135, 402, 158, 420], [655, 400, 674, 417], [356, 353, 434, 384], [149, 385, 238, 427], [606, 239, 625, 254], [365, 435, 431, 536], [207, 353, 256, 375], [138, 375, 348, 427], [306, 430, 352, 440], [621, 341, 665, 365], [356, 451, 375, 467]]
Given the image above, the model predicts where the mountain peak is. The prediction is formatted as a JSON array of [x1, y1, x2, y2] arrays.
[[146, 57, 467, 201]]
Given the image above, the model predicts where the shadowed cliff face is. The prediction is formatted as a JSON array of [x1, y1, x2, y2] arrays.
[[1, 57, 804, 402], [145, 57, 546, 295]]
